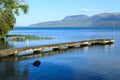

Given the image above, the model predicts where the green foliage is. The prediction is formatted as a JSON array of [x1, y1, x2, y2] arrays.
[[7, 35, 53, 42], [0, 41, 13, 50], [0, 0, 29, 39], [23, 35, 53, 40]]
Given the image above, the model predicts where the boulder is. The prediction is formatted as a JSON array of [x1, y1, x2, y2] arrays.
[[33, 60, 41, 66]]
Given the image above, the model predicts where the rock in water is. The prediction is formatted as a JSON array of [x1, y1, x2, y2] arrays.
[[33, 60, 41, 66]]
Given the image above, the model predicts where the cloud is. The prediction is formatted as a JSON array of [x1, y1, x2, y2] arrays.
[[81, 8, 101, 12], [81, 8, 91, 12]]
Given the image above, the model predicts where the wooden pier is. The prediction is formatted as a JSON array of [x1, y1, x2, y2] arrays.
[[0, 48, 79, 62], [0, 39, 114, 57]]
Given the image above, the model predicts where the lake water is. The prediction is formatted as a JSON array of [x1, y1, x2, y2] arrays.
[[0, 27, 120, 80]]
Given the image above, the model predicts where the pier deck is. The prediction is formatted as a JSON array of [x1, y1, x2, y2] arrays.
[[0, 39, 114, 57]]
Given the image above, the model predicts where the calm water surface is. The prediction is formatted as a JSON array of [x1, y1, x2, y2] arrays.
[[0, 27, 120, 80]]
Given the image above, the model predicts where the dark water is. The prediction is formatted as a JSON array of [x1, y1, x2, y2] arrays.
[[0, 27, 120, 80]]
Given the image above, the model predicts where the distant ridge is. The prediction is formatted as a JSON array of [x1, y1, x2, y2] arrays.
[[30, 12, 120, 27]]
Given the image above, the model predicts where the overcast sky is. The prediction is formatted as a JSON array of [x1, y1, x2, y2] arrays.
[[16, 0, 120, 26]]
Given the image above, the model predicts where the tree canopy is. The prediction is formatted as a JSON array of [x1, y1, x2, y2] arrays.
[[0, 0, 29, 39]]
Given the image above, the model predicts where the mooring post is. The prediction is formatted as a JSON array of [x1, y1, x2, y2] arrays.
[[26, 39, 29, 46]]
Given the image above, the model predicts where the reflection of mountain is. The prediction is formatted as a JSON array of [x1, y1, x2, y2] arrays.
[[0, 41, 13, 50], [30, 12, 120, 27]]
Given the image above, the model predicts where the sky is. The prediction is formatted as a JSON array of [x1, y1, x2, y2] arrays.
[[16, 0, 120, 26]]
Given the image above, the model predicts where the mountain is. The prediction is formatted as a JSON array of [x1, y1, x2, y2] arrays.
[[62, 15, 88, 21], [30, 12, 120, 27]]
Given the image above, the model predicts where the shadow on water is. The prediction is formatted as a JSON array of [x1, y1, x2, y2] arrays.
[[0, 46, 81, 62], [0, 62, 29, 80], [0, 41, 13, 50]]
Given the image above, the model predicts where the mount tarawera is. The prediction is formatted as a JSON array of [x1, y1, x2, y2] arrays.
[[30, 12, 120, 27]]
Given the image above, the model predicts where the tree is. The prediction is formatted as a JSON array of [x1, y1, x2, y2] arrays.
[[0, 0, 29, 40]]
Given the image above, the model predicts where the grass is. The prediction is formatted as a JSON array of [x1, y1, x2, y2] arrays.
[[7, 34, 53, 41]]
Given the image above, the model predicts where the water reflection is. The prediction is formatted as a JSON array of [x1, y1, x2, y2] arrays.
[[0, 61, 29, 80], [0, 41, 13, 50], [0, 44, 116, 80]]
